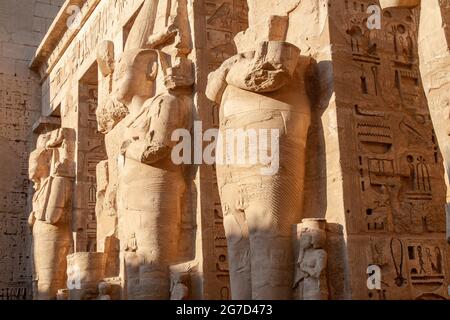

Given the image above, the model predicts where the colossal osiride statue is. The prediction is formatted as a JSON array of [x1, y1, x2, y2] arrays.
[[28, 128, 74, 300], [114, 48, 193, 300], [206, 16, 311, 298], [95, 0, 194, 299]]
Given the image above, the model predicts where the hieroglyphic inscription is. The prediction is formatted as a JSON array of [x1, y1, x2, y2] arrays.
[[339, 1, 449, 299], [47, 0, 146, 111], [0, 74, 39, 299], [77, 78, 106, 252]]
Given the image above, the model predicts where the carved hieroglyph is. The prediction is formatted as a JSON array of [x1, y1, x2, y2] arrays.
[[28, 128, 74, 300], [311, 0, 450, 299], [206, 12, 311, 299], [375, 0, 450, 255]]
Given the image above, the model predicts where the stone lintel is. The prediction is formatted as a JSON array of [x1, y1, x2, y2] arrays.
[[32, 116, 61, 134], [29, 0, 100, 78]]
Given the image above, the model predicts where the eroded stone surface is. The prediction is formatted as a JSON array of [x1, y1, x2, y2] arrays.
[[0, 0, 64, 300], [28, 128, 75, 300], [9, 0, 450, 300]]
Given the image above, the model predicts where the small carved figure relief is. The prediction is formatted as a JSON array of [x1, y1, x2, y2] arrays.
[[97, 282, 112, 300], [369, 239, 386, 266], [406, 242, 445, 291], [390, 237, 407, 287], [293, 220, 329, 300], [393, 24, 415, 64]]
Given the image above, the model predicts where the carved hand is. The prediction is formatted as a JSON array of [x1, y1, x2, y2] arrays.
[[147, 23, 178, 49], [120, 139, 134, 156], [123, 139, 170, 165], [293, 270, 307, 288], [28, 211, 36, 231], [46, 129, 65, 148]]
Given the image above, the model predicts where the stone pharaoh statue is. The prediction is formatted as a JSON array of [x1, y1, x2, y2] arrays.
[[28, 128, 74, 300], [114, 48, 193, 299], [206, 39, 311, 299]]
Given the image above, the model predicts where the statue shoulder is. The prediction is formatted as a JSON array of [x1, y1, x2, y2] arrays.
[[151, 93, 190, 115]]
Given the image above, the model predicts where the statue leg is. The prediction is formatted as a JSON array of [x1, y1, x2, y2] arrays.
[[33, 221, 72, 300], [219, 181, 252, 300], [245, 176, 301, 300], [122, 177, 185, 300]]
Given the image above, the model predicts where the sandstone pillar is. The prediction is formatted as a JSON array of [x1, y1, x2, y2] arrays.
[[416, 0, 450, 244], [241, 0, 450, 300]]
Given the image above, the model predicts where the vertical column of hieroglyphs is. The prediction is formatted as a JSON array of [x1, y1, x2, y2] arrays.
[[0, 0, 64, 300], [201, 0, 248, 299], [77, 77, 107, 253], [333, 0, 449, 299]]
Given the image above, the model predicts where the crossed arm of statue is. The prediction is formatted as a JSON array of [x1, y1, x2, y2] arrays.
[[207, 41, 300, 104], [45, 128, 65, 148], [302, 250, 328, 279], [146, 16, 178, 49], [294, 249, 327, 288], [28, 128, 73, 228], [28, 210, 36, 231], [122, 95, 185, 165]]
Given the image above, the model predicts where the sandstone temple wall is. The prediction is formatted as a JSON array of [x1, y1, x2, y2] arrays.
[[2, 0, 450, 300], [0, 0, 64, 300], [299, 0, 449, 300]]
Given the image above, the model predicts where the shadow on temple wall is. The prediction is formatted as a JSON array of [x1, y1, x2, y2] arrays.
[[303, 59, 333, 221], [303, 58, 351, 300]]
